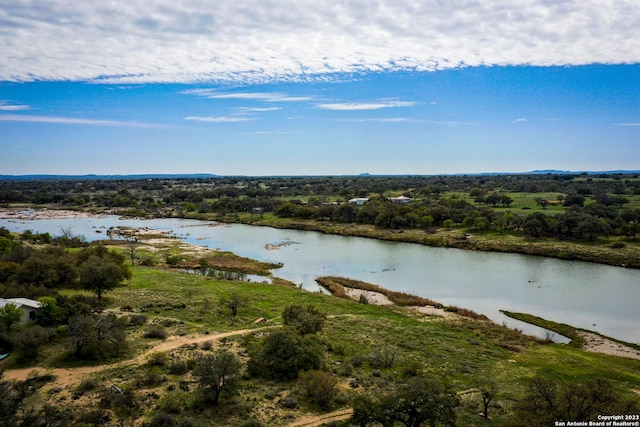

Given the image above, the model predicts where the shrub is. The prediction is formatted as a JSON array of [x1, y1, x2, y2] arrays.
[[144, 328, 167, 339], [299, 370, 339, 410], [368, 345, 397, 369], [282, 304, 326, 335], [11, 325, 56, 362], [248, 328, 325, 380], [148, 413, 176, 427], [76, 409, 111, 425], [76, 378, 99, 394], [146, 352, 169, 367], [167, 359, 190, 375], [279, 394, 298, 409], [128, 314, 148, 326]]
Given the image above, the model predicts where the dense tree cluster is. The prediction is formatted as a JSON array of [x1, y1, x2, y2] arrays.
[[0, 234, 131, 362], [248, 304, 327, 380], [1, 174, 639, 242], [507, 377, 637, 427]]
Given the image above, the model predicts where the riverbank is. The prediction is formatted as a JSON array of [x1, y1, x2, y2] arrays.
[[501, 311, 640, 360], [227, 214, 640, 269], [2, 207, 639, 269]]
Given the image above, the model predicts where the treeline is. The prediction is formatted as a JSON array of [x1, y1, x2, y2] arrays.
[[1, 174, 639, 243], [275, 196, 640, 242], [1, 173, 639, 206]]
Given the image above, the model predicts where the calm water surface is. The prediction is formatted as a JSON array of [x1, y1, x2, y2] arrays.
[[2, 214, 639, 344]]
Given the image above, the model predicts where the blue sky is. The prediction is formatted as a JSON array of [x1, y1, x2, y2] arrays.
[[1, 1, 639, 176]]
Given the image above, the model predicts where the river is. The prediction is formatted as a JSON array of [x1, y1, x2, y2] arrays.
[[1, 212, 639, 344]]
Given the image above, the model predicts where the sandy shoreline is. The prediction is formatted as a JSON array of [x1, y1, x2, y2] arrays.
[[578, 331, 640, 360], [0, 208, 100, 220]]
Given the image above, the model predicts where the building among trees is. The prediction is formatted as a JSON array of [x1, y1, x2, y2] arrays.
[[0, 298, 42, 325]]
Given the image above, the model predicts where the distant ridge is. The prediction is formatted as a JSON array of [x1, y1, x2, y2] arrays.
[[0, 173, 219, 181], [0, 170, 638, 180]]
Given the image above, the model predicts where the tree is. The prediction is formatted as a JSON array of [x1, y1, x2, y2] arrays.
[[248, 328, 325, 380], [282, 304, 326, 335], [299, 370, 339, 411], [35, 296, 60, 327], [193, 350, 243, 405], [509, 377, 638, 427], [0, 303, 23, 332], [478, 379, 499, 419], [390, 376, 459, 427], [350, 376, 459, 427], [79, 255, 130, 299], [220, 293, 248, 317], [10, 325, 55, 362], [68, 314, 126, 360], [126, 239, 138, 266]]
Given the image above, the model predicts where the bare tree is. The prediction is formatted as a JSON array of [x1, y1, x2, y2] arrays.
[[126, 239, 138, 266], [479, 379, 499, 419], [220, 293, 248, 318]]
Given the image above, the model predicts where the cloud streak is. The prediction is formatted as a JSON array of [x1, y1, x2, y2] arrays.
[[0, 101, 30, 111], [317, 101, 415, 111], [1, 1, 638, 83], [0, 114, 168, 128], [184, 116, 256, 123]]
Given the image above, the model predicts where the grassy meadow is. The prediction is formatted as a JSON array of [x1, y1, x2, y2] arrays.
[[6, 260, 638, 426]]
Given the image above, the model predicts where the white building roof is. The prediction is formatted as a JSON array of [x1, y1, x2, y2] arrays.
[[0, 298, 42, 309]]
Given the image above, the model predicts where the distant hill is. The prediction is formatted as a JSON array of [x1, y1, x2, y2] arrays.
[[0, 170, 638, 180], [0, 174, 219, 181]]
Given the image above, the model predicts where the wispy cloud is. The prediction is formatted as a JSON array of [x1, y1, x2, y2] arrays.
[[513, 118, 527, 123], [614, 122, 640, 126], [337, 118, 472, 126], [235, 107, 282, 113], [0, 101, 30, 111], [254, 131, 292, 135], [183, 90, 312, 102], [0, 114, 168, 128], [317, 101, 415, 111], [184, 116, 256, 123], [2, 1, 638, 83]]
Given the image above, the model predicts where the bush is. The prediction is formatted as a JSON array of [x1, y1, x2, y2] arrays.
[[148, 413, 176, 427], [248, 328, 326, 380], [279, 394, 298, 409], [76, 378, 99, 394], [144, 328, 167, 339], [127, 314, 148, 326], [299, 370, 339, 410], [146, 352, 169, 367], [10, 325, 55, 362], [282, 304, 326, 335], [368, 345, 397, 369], [167, 359, 190, 375]]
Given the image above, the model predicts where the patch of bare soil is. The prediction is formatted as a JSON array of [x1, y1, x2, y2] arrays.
[[411, 305, 455, 318], [342, 286, 393, 305], [578, 331, 640, 360], [286, 408, 354, 427]]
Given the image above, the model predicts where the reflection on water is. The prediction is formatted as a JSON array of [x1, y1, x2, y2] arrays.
[[1, 215, 638, 344]]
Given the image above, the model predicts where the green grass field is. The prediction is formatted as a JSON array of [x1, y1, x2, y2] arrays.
[[9, 263, 636, 426]]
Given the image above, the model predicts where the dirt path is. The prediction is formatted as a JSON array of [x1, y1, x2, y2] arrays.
[[287, 408, 354, 427], [1, 326, 275, 387]]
